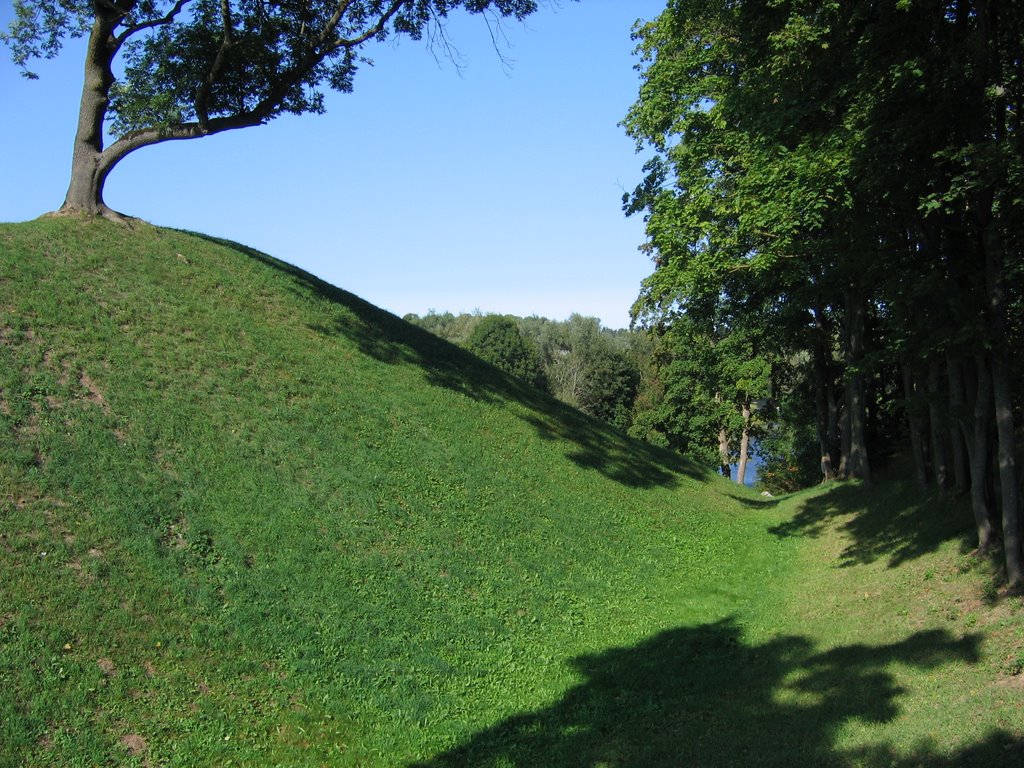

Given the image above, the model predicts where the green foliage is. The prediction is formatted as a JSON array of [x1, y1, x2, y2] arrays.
[[408, 312, 644, 433], [531, 314, 639, 431], [465, 315, 546, 390], [622, 0, 1024, 511], [0, 0, 91, 77]]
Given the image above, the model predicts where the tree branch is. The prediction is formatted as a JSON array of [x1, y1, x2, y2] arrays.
[[318, 0, 357, 49], [98, 110, 265, 176], [196, 0, 235, 131], [115, 0, 193, 46], [328, 0, 406, 51], [249, 0, 406, 121]]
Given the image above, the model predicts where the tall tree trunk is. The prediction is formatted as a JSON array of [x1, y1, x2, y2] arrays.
[[902, 362, 930, 489], [828, 373, 841, 474], [984, 221, 1023, 588], [838, 401, 850, 480], [844, 289, 870, 482], [968, 354, 997, 553], [737, 399, 751, 486], [812, 306, 836, 482], [927, 361, 950, 490], [992, 355, 1022, 586], [946, 355, 970, 494], [60, 15, 120, 218], [814, 362, 834, 482]]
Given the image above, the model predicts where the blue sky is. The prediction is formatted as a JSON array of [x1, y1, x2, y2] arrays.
[[0, 1, 665, 329]]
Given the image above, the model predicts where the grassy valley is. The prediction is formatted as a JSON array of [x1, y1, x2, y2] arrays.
[[0, 218, 1021, 766]]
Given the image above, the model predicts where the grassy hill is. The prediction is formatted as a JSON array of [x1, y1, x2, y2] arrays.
[[0, 218, 1021, 766]]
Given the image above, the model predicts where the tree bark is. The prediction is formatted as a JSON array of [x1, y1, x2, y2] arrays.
[[946, 355, 970, 494], [902, 361, 929, 489], [737, 399, 751, 486], [815, 368, 835, 482], [59, 13, 121, 217], [718, 426, 731, 479], [838, 401, 850, 480], [983, 221, 1023, 587], [968, 354, 997, 553], [844, 288, 870, 482], [812, 306, 836, 482], [992, 354, 1022, 586], [927, 361, 950, 490]]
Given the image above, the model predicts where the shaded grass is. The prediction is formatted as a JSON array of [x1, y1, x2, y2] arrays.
[[767, 476, 978, 568], [1, 218, 1020, 766], [411, 480, 1024, 767], [413, 621, 985, 768]]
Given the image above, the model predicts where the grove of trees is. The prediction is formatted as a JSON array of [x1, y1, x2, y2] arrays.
[[622, 0, 1024, 588]]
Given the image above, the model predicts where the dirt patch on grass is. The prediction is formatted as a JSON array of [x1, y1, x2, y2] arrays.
[[161, 518, 189, 551], [120, 733, 148, 756], [79, 371, 111, 414]]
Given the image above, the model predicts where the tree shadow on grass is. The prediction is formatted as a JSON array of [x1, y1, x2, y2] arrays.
[[767, 480, 977, 569], [186, 232, 703, 489], [411, 618, 1015, 768]]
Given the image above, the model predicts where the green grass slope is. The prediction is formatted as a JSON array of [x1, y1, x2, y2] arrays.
[[0, 218, 788, 766], [1, 218, 1020, 767]]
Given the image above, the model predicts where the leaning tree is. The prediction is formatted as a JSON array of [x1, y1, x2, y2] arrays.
[[2, 0, 542, 220]]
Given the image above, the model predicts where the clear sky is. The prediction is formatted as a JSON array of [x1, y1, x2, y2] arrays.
[[0, 1, 666, 329]]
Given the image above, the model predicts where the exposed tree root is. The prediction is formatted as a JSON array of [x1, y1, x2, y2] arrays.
[[45, 205, 145, 227]]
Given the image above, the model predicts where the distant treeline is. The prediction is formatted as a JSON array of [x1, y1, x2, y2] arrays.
[[404, 311, 796, 492], [404, 312, 647, 435]]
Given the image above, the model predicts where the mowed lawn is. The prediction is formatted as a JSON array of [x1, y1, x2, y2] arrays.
[[0, 218, 1020, 766]]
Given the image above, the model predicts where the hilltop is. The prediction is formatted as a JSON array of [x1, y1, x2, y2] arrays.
[[0, 218, 1020, 766]]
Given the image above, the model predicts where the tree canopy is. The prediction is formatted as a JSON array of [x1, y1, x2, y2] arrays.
[[623, 0, 1024, 588], [2, 0, 544, 219], [466, 315, 547, 390]]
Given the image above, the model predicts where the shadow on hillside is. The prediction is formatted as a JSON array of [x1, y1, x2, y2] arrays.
[[768, 481, 974, 568], [410, 618, 1013, 768], [727, 491, 782, 508], [186, 233, 700, 489]]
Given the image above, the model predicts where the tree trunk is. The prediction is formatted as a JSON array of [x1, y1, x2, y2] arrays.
[[815, 370, 835, 482], [838, 401, 850, 480], [902, 361, 929, 489], [737, 399, 751, 486], [946, 355, 970, 494], [718, 426, 731, 479], [844, 289, 870, 482], [59, 15, 121, 218], [927, 361, 950, 490], [984, 221, 1023, 588], [968, 354, 997, 553], [992, 355, 1022, 586], [827, 369, 841, 468], [55, 8, 260, 221], [812, 307, 836, 482]]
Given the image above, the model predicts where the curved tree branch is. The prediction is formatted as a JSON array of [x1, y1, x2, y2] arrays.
[[115, 0, 193, 46], [196, 0, 235, 131]]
